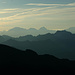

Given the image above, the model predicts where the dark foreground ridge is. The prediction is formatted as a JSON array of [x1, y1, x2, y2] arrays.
[[0, 44, 75, 74]]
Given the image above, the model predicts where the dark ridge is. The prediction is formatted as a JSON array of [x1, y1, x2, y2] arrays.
[[1, 30, 75, 60], [55, 30, 72, 35], [25, 49, 38, 56], [0, 44, 75, 74]]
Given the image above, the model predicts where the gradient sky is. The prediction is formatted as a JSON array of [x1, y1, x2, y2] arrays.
[[0, 0, 75, 31]]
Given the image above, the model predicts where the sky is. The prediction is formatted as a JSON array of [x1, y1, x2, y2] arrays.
[[0, 0, 75, 31]]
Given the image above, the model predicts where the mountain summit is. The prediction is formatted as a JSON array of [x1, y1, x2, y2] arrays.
[[0, 27, 56, 37], [39, 27, 47, 30], [8, 27, 26, 31], [55, 30, 72, 35], [66, 27, 75, 33]]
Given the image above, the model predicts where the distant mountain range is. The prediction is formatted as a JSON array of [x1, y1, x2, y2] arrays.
[[66, 27, 75, 33], [0, 30, 75, 60], [0, 27, 75, 37], [0, 27, 56, 37], [0, 44, 75, 73]]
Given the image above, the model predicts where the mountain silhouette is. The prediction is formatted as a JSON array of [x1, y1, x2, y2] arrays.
[[66, 27, 75, 33], [0, 27, 75, 37], [0, 27, 56, 37], [54, 30, 74, 39], [39, 27, 48, 31], [8, 27, 26, 31], [15, 33, 53, 41], [55, 30, 72, 36], [1, 30, 75, 60], [0, 44, 75, 73]]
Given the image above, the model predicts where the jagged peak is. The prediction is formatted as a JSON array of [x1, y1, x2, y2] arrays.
[[39, 27, 47, 30], [55, 30, 72, 35]]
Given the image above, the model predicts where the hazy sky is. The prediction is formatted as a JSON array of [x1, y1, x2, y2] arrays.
[[0, 0, 75, 31]]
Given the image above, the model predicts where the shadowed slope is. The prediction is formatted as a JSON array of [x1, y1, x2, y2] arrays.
[[0, 44, 75, 74]]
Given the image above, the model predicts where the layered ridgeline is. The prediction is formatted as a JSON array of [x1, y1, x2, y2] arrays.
[[0, 27, 75, 37], [0, 44, 75, 71], [0, 30, 75, 60], [0, 27, 56, 37]]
